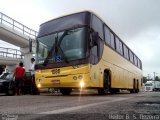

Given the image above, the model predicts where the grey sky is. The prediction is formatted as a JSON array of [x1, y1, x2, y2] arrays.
[[0, 0, 160, 77]]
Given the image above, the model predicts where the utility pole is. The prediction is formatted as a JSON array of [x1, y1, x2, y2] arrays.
[[153, 72, 158, 80], [147, 74, 150, 80], [153, 72, 158, 89], [153, 72, 156, 80]]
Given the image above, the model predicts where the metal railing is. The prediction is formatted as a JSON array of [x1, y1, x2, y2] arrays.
[[0, 12, 38, 39], [0, 47, 24, 59]]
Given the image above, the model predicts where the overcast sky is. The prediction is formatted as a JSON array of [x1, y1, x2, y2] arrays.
[[0, 0, 160, 77]]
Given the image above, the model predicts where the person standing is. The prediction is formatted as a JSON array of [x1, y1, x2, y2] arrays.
[[29, 58, 35, 77], [14, 62, 25, 95], [29, 58, 39, 95]]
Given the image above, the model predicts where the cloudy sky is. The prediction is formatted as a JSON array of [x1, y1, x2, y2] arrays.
[[0, 0, 160, 77]]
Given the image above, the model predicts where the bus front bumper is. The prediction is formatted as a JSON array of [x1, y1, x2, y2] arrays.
[[35, 73, 91, 89]]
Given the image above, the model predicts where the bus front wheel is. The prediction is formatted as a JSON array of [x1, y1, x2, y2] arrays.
[[98, 88, 108, 95], [60, 88, 72, 95]]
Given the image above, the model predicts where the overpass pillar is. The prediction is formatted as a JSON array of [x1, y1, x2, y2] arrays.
[[20, 47, 33, 71], [24, 53, 33, 71]]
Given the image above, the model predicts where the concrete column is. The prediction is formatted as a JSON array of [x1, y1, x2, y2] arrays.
[[32, 39, 36, 54], [23, 53, 33, 71], [20, 47, 33, 71]]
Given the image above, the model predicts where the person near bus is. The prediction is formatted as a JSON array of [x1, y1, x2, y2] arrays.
[[29, 58, 35, 77], [29, 58, 39, 94], [14, 62, 25, 95]]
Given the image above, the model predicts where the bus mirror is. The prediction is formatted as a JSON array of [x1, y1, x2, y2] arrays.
[[92, 32, 99, 46]]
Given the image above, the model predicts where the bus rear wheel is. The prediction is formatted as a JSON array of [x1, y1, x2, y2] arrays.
[[60, 88, 72, 95], [130, 79, 139, 93], [110, 88, 120, 94]]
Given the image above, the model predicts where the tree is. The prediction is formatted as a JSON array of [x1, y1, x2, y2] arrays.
[[155, 76, 160, 81], [143, 76, 148, 83]]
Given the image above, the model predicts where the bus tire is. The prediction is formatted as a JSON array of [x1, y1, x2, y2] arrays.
[[129, 89, 134, 93], [60, 88, 72, 95], [98, 88, 108, 95], [110, 88, 119, 94], [130, 79, 136, 93], [130, 88, 139, 93], [135, 80, 139, 93], [31, 85, 40, 95], [135, 89, 139, 93]]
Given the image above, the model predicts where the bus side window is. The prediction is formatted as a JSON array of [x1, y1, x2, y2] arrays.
[[119, 41, 123, 55], [90, 34, 104, 65], [137, 59, 141, 68], [123, 44, 129, 60], [129, 50, 134, 63], [99, 38, 104, 59], [134, 55, 138, 66], [115, 37, 123, 55], [104, 25, 111, 46], [140, 60, 142, 69], [110, 32, 115, 49], [115, 37, 120, 53], [91, 15, 103, 40], [90, 45, 98, 64]]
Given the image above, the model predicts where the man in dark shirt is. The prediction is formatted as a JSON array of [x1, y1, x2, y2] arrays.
[[14, 62, 25, 95]]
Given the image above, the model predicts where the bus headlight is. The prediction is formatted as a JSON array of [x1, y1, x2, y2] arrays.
[[37, 83, 41, 88], [80, 81, 85, 88]]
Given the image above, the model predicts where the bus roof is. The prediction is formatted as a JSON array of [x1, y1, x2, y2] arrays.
[[37, 11, 91, 38]]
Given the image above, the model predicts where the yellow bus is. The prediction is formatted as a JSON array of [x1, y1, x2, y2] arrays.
[[35, 11, 143, 95]]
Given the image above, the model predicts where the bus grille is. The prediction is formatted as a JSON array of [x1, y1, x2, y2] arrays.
[[146, 87, 151, 90]]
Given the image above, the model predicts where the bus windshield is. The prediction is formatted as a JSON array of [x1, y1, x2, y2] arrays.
[[36, 27, 88, 64]]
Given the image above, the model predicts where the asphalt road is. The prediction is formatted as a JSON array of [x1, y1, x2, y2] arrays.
[[0, 91, 160, 120]]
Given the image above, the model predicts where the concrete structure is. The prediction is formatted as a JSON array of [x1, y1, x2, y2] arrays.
[[0, 12, 37, 71], [0, 47, 23, 72]]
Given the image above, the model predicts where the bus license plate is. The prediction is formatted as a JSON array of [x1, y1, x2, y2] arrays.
[[51, 80, 60, 84]]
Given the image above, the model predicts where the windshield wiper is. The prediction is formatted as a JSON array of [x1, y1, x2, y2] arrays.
[[57, 46, 69, 63], [43, 36, 58, 66], [43, 31, 69, 65], [55, 30, 72, 63], [43, 30, 73, 65]]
